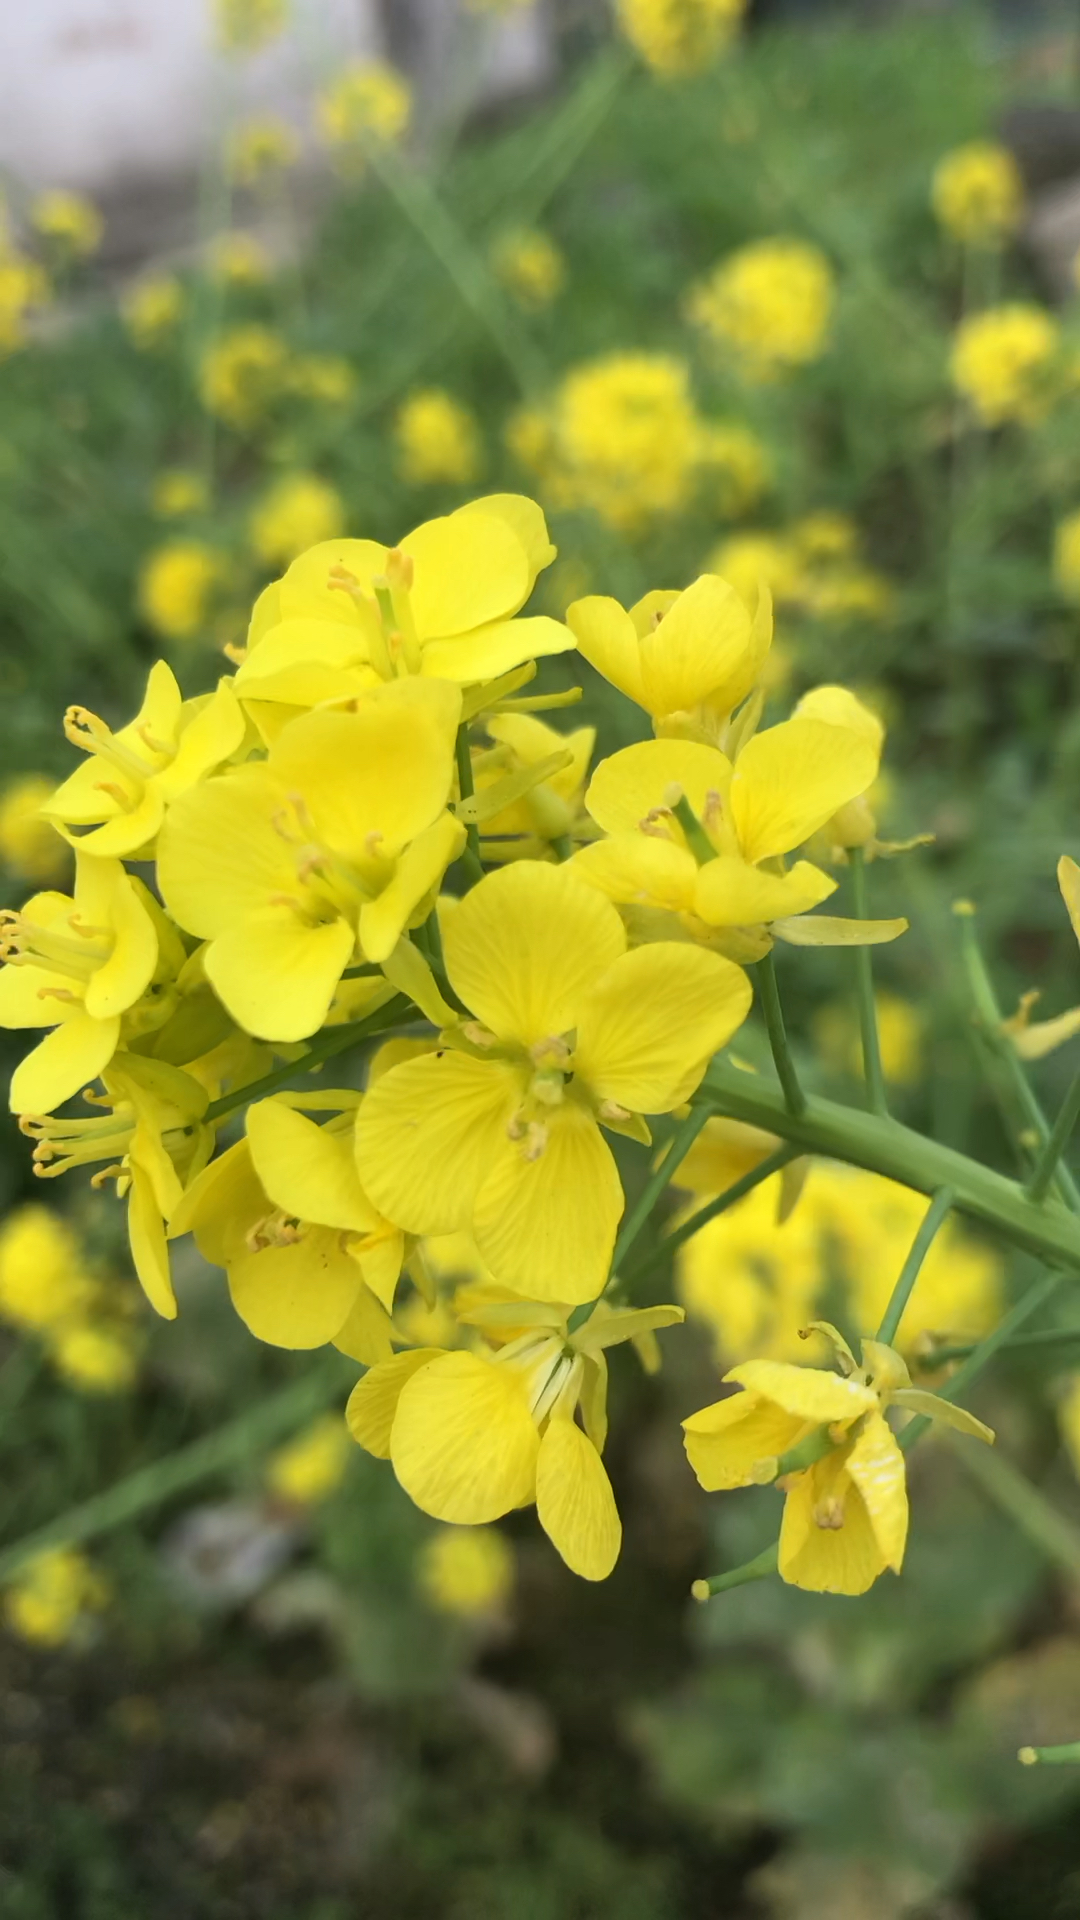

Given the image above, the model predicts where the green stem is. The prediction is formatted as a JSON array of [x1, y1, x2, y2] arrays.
[[849, 848, 888, 1117], [752, 953, 806, 1116], [1020, 1741, 1080, 1766], [622, 1144, 799, 1287], [701, 1057, 1080, 1277], [671, 794, 715, 867], [925, 1326, 1080, 1367], [876, 1185, 954, 1347], [1028, 1062, 1080, 1203], [0, 1354, 356, 1587], [454, 723, 486, 887], [948, 1428, 1080, 1580], [692, 1542, 779, 1599], [204, 996, 411, 1122], [551, 834, 573, 863], [898, 1269, 1064, 1453]]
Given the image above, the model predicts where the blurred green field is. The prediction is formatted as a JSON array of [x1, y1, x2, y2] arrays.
[[10, 5, 1080, 1916]]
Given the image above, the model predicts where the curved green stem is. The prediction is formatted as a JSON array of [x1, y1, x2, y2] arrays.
[[1028, 1062, 1080, 1203], [204, 996, 413, 1123], [752, 953, 806, 1116], [849, 848, 888, 1117], [876, 1185, 954, 1346], [622, 1144, 799, 1287]]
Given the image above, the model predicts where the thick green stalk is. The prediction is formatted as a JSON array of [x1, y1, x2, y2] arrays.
[[701, 1059, 1080, 1276], [1028, 1062, 1080, 1203], [876, 1185, 954, 1346], [204, 996, 412, 1123], [454, 723, 486, 886], [0, 1355, 356, 1586], [849, 847, 888, 1116], [752, 953, 806, 1116], [622, 1144, 799, 1287]]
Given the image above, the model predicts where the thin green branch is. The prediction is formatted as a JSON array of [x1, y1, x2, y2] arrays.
[[692, 1542, 779, 1600], [924, 1326, 1080, 1368], [876, 1185, 954, 1347], [1028, 1062, 1080, 1203], [849, 847, 888, 1116], [752, 952, 806, 1116], [454, 723, 486, 886], [898, 1269, 1064, 1453], [203, 996, 412, 1123], [622, 1144, 799, 1287], [948, 1429, 1080, 1579]]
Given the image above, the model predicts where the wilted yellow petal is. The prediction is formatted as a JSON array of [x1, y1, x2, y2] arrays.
[[892, 1388, 994, 1446], [535, 1416, 621, 1580], [682, 1390, 805, 1491], [778, 1450, 888, 1595], [844, 1410, 909, 1572], [725, 1358, 876, 1423], [772, 914, 908, 947]]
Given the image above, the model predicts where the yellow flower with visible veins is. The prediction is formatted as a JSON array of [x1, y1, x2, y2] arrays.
[[0, 853, 158, 1114], [572, 708, 899, 957], [684, 1332, 993, 1594], [348, 1294, 684, 1579], [931, 141, 1023, 246], [568, 572, 772, 745], [41, 661, 245, 858], [231, 495, 568, 720], [170, 1092, 404, 1355], [156, 678, 464, 1042], [355, 862, 752, 1303]]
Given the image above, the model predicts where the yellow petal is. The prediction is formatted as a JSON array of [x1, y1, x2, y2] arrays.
[[694, 857, 836, 928], [9, 1011, 120, 1114], [724, 1358, 876, 1423], [403, 508, 530, 638], [0, 959, 70, 1029], [454, 493, 556, 585], [779, 1451, 888, 1595], [345, 1348, 444, 1457], [674, 1115, 780, 1197], [795, 684, 885, 753], [246, 1099, 381, 1232], [585, 738, 732, 836], [82, 865, 158, 1020], [473, 1099, 623, 1304], [379, 936, 458, 1027], [168, 1138, 264, 1262], [572, 835, 698, 912], [639, 574, 755, 719], [730, 719, 880, 864], [355, 1049, 521, 1235], [535, 1416, 621, 1580], [574, 1303, 684, 1353], [332, 1284, 397, 1366], [279, 537, 389, 624], [567, 596, 646, 706], [772, 914, 908, 947], [127, 1160, 178, 1319], [205, 908, 355, 1042], [441, 861, 625, 1045], [158, 682, 246, 800], [422, 616, 572, 683], [358, 811, 465, 964], [891, 1388, 994, 1446], [157, 765, 294, 939], [66, 784, 165, 859], [844, 1410, 909, 1572], [1059, 855, 1080, 946], [349, 1225, 405, 1314], [227, 1229, 362, 1348], [574, 943, 752, 1112], [682, 1391, 805, 1491], [390, 1350, 540, 1522]]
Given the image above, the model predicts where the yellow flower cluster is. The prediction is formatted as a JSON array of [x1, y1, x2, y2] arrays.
[[0, 1204, 140, 1392], [229, 116, 301, 187], [709, 512, 894, 627], [123, 275, 184, 351], [197, 326, 359, 432], [214, 0, 287, 55], [615, 0, 747, 77], [138, 542, 223, 642], [688, 237, 835, 380], [395, 389, 483, 486], [0, 776, 69, 883], [4, 1546, 109, 1646], [267, 1413, 351, 1504], [1, 492, 918, 1588], [0, 238, 50, 357], [931, 141, 1023, 247], [249, 471, 346, 565], [950, 303, 1060, 427], [317, 62, 412, 153], [492, 228, 566, 309], [30, 190, 104, 259]]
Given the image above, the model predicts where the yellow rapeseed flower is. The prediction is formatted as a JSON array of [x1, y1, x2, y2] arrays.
[[355, 862, 751, 1302], [207, 232, 272, 286], [684, 1334, 993, 1594], [0, 777, 69, 883], [30, 189, 104, 258], [1054, 509, 1080, 604], [4, 1547, 109, 1647], [931, 141, 1023, 246], [814, 991, 923, 1087], [950, 304, 1059, 426], [249, 472, 346, 565], [199, 324, 291, 430], [152, 470, 210, 519], [138, 541, 223, 641], [122, 274, 183, 350], [51, 1322, 140, 1394], [0, 1204, 96, 1332], [214, 0, 287, 55], [697, 422, 772, 518], [492, 228, 566, 309], [473, 713, 595, 858], [0, 253, 50, 356], [267, 1414, 352, 1504], [689, 238, 834, 380], [615, 0, 746, 77], [517, 353, 701, 531], [229, 115, 301, 186], [349, 1295, 684, 1579], [289, 354, 357, 407], [317, 62, 411, 150], [395, 389, 482, 486], [418, 1525, 515, 1615]]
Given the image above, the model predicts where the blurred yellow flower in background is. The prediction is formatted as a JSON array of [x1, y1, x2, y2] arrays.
[[0, 1205, 95, 1334], [318, 62, 412, 150], [4, 1547, 109, 1647], [950, 304, 1059, 426], [51, 1322, 140, 1395], [689, 238, 835, 380], [207, 231, 273, 286], [30, 189, 104, 259], [492, 228, 566, 308], [229, 115, 301, 186], [0, 777, 68, 883], [931, 140, 1023, 246], [1053, 508, 1080, 604], [152, 470, 210, 520], [289, 353, 357, 407], [514, 352, 700, 530], [122, 274, 183, 350], [198, 324, 290, 428], [0, 253, 50, 356], [418, 1525, 515, 1617], [697, 421, 772, 518], [138, 541, 222, 641], [214, 0, 287, 55], [616, 0, 746, 77], [814, 990, 923, 1086], [395, 388, 482, 485], [267, 1414, 352, 1505], [249, 471, 346, 565]]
